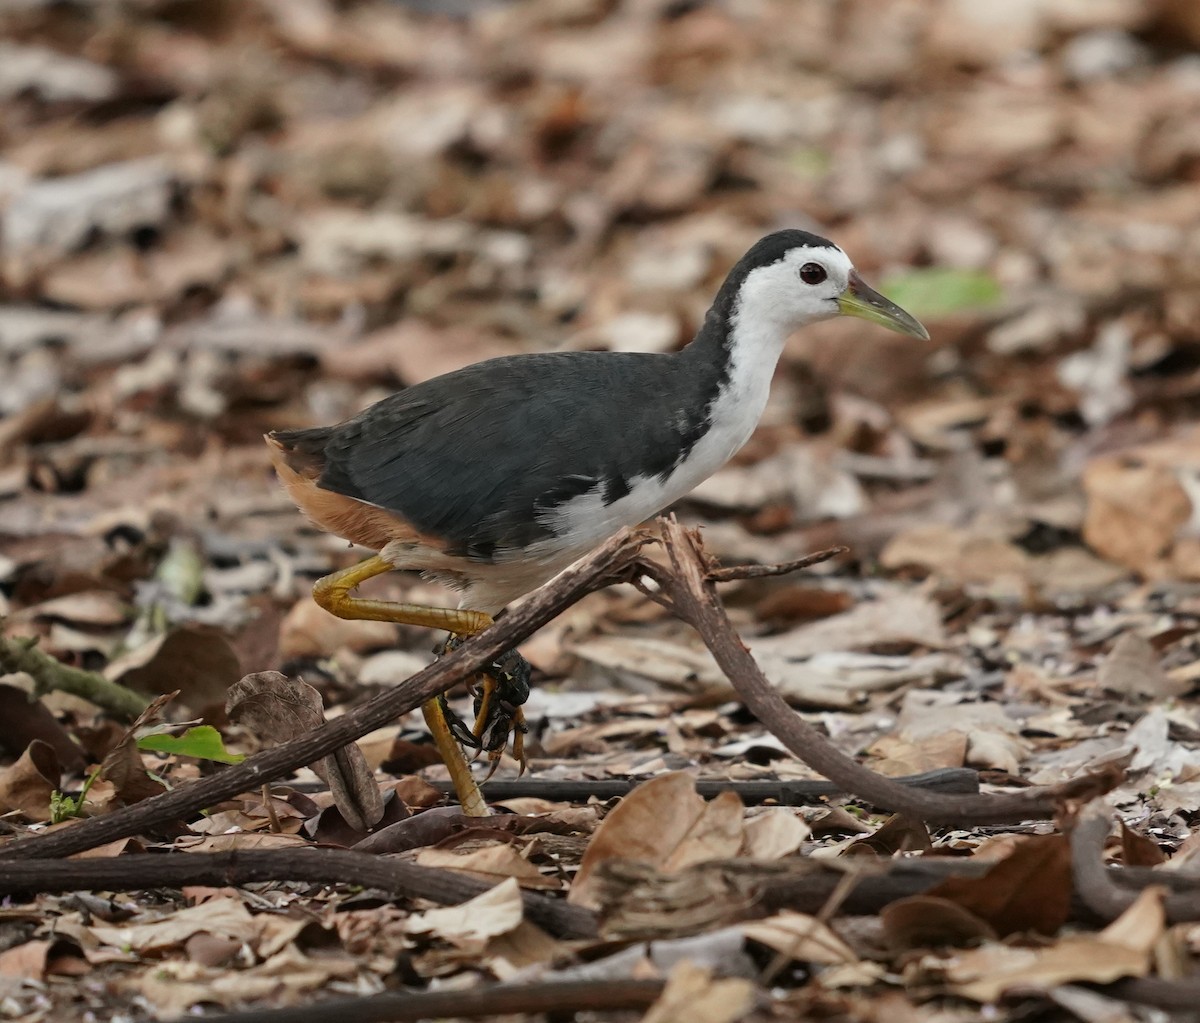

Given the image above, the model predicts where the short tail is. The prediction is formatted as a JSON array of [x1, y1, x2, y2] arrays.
[[265, 426, 334, 478]]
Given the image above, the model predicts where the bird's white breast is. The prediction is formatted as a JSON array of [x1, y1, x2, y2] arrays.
[[530, 312, 784, 563]]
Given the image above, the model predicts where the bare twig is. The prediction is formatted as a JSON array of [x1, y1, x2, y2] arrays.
[[177, 979, 665, 1023], [1101, 978, 1200, 1013], [706, 546, 847, 582]]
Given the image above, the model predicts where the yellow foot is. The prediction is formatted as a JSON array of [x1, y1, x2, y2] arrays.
[[437, 639, 531, 777]]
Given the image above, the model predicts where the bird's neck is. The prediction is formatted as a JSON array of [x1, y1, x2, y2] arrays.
[[668, 295, 791, 477], [681, 296, 791, 408]]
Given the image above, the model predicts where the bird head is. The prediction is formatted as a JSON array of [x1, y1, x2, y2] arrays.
[[730, 230, 930, 341]]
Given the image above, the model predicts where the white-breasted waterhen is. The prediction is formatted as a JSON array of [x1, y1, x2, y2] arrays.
[[267, 229, 929, 817]]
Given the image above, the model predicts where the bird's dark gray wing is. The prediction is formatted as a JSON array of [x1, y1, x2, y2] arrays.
[[311, 351, 720, 560]]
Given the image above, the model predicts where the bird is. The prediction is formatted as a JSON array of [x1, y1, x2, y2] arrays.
[[267, 228, 929, 817]]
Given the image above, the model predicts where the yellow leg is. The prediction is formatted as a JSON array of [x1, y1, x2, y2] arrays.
[[312, 555, 493, 817], [313, 556, 491, 634]]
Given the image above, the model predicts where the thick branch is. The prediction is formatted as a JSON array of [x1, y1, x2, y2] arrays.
[[648, 518, 1120, 825], [0, 633, 148, 720], [427, 769, 980, 804], [0, 849, 597, 938], [0, 530, 649, 861], [180, 979, 665, 1023], [1069, 807, 1200, 924]]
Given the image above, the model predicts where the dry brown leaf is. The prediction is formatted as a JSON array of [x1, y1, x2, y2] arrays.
[[566, 635, 723, 689], [226, 670, 323, 737], [227, 671, 383, 831], [845, 815, 933, 858], [741, 911, 859, 965], [134, 944, 358, 1015], [898, 693, 1026, 775], [880, 525, 1030, 595], [944, 888, 1164, 1002], [185, 933, 241, 969], [570, 773, 745, 908], [1083, 457, 1192, 574], [0, 941, 51, 981], [414, 842, 559, 890], [1097, 632, 1184, 700], [97, 691, 177, 807], [0, 738, 60, 818], [483, 920, 566, 980], [928, 835, 1072, 937], [866, 732, 968, 776], [1120, 822, 1166, 867], [404, 877, 523, 951], [21, 590, 128, 627], [178, 833, 312, 853], [1099, 885, 1166, 955], [945, 939, 1146, 1003], [750, 591, 946, 658], [881, 896, 996, 950], [105, 627, 240, 713], [90, 897, 260, 953], [0, 683, 87, 774], [740, 809, 810, 859], [639, 961, 755, 1023]]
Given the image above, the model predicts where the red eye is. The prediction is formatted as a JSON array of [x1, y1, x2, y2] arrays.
[[799, 262, 827, 285]]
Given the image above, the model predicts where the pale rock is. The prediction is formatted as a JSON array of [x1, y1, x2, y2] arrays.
[[598, 311, 681, 354], [988, 297, 1086, 355], [357, 649, 433, 687], [1058, 321, 1133, 426], [3, 158, 174, 256], [0, 42, 117, 103], [926, 216, 997, 270], [1061, 29, 1145, 82]]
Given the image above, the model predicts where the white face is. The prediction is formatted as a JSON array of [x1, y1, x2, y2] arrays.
[[735, 243, 854, 332]]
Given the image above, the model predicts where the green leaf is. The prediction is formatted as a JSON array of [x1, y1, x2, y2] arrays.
[[878, 268, 1003, 319], [49, 789, 81, 824], [787, 146, 831, 180], [137, 725, 245, 764]]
